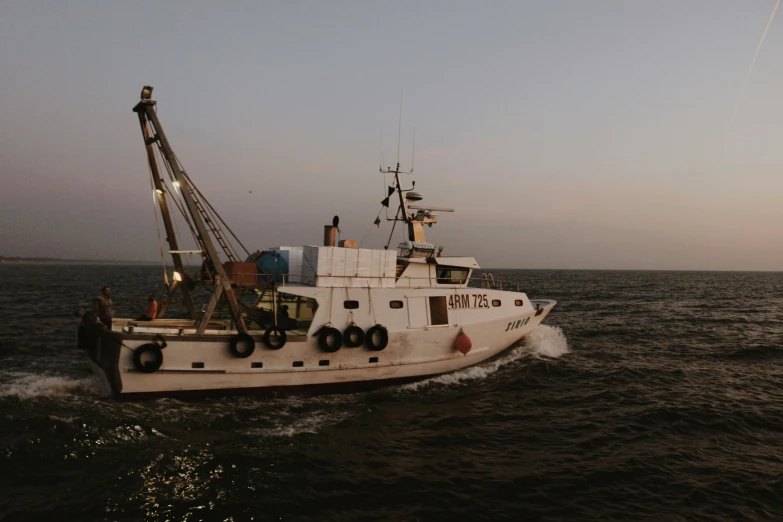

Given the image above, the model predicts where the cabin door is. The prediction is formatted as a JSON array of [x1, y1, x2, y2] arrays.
[[406, 297, 427, 328], [429, 296, 449, 326]]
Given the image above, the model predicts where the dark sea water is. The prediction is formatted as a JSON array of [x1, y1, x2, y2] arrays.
[[1, 265, 782, 521]]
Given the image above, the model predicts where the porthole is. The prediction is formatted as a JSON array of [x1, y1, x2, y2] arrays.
[[390, 300, 404, 309], [515, 299, 523, 306], [492, 299, 501, 307], [344, 300, 359, 309]]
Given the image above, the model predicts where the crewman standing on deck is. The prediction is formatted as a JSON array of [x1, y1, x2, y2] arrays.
[[137, 292, 158, 321], [95, 285, 114, 329]]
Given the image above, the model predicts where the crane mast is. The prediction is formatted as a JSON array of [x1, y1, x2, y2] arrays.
[[133, 86, 248, 334]]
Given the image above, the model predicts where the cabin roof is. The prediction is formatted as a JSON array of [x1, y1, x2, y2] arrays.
[[434, 257, 480, 269]]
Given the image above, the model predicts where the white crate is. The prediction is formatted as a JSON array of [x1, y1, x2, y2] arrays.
[[301, 246, 397, 288]]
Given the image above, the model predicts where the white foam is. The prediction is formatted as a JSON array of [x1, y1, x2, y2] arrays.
[[527, 324, 570, 358], [48, 415, 78, 425], [0, 374, 108, 400], [399, 325, 569, 391], [247, 411, 353, 438]]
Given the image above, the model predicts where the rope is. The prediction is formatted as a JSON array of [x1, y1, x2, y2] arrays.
[[368, 287, 377, 324], [359, 208, 384, 247], [156, 145, 198, 245], [154, 146, 204, 275], [186, 172, 251, 259], [147, 160, 169, 287], [384, 207, 400, 250]]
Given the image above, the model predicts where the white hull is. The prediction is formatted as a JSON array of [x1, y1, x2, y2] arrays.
[[81, 292, 555, 398]]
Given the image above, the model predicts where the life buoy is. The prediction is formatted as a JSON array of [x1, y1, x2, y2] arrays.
[[343, 324, 365, 348], [229, 333, 255, 358], [263, 326, 287, 350], [133, 343, 163, 373], [365, 324, 389, 351], [318, 327, 343, 352]]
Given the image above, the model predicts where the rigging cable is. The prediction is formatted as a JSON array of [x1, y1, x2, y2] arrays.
[[384, 207, 401, 250], [147, 157, 169, 287], [178, 164, 252, 259], [359, 208, 385, 247], [154, 144, 201, 268]]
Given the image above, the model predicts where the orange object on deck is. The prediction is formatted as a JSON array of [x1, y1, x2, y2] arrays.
[[223, 261, 259, 286], [146, 299, 158, 319]]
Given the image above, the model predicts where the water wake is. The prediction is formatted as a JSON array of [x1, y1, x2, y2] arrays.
[[0, 373, 107, 400], [526, 324, 570, 358], [246, 411, 355, 438], [399, 325, 569, 391]]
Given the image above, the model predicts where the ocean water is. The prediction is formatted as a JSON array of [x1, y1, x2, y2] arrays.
[[1, 265, 782, 521]]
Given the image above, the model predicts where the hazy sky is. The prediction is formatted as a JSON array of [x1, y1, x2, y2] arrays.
[[2, 1, 783, 270]]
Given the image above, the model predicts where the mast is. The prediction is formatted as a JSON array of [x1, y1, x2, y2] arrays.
[[135, 112, 197, 319], [133, 87, 248, 334], [385, 162, 428, 243], [382, 160, 453, 255]]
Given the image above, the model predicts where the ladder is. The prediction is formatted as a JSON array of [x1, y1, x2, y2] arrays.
[[183, 180, 237, 262]]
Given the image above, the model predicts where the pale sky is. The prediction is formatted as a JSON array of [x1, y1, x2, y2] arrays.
[[1, 1, 783, 270]]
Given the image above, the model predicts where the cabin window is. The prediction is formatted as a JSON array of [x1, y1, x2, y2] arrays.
[[429, 296, 449, 325], [515, 299, 524, 306], [492, 299, 501, 307], [344, 300, 359, 309], [436, 266, 470, 285], [390, 300, 404, 309]]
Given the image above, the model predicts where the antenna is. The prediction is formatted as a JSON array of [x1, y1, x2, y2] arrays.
[[397, 86, 403, 165], [411, 126, 416, 172], [379, 125, 384, 172]]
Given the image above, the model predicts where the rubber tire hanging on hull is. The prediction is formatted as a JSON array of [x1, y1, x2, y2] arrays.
[[318, 327, 343, 353], [263, 326, 286, 350], [365, 324, 389, 351], [133, 343, 163, 373], [229, 333, 255, 358], [343, 324, 365, 348]]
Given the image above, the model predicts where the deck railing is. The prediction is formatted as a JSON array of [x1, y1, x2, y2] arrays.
[[216, 271, 523, 293]]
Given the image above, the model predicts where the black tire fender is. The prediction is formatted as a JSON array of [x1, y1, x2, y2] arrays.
[[318, 327, 343, 353], [133, 343, 163, 373], [229, 333, 255, 358], [263, 326, 287, 350], [365, 324, 389, 351], [343, 324, 365, 348]]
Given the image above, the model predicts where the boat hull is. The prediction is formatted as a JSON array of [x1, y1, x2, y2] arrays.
[[80, 300, 556, 399]]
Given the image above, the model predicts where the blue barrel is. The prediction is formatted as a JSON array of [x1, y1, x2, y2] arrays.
[[247, 250, 289, 284]]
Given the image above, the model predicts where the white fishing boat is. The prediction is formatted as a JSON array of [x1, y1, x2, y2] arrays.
[[77, 86, 556, 398]]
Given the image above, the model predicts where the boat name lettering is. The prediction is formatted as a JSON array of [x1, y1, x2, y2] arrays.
[[505, 317, 530, 332], [448, 294, 489, 309]]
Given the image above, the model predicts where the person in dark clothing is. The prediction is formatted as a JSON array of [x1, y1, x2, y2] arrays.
[[95, 285, 114, 329], [277, 304, 289, 323], [277, 304, 295, 329]]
